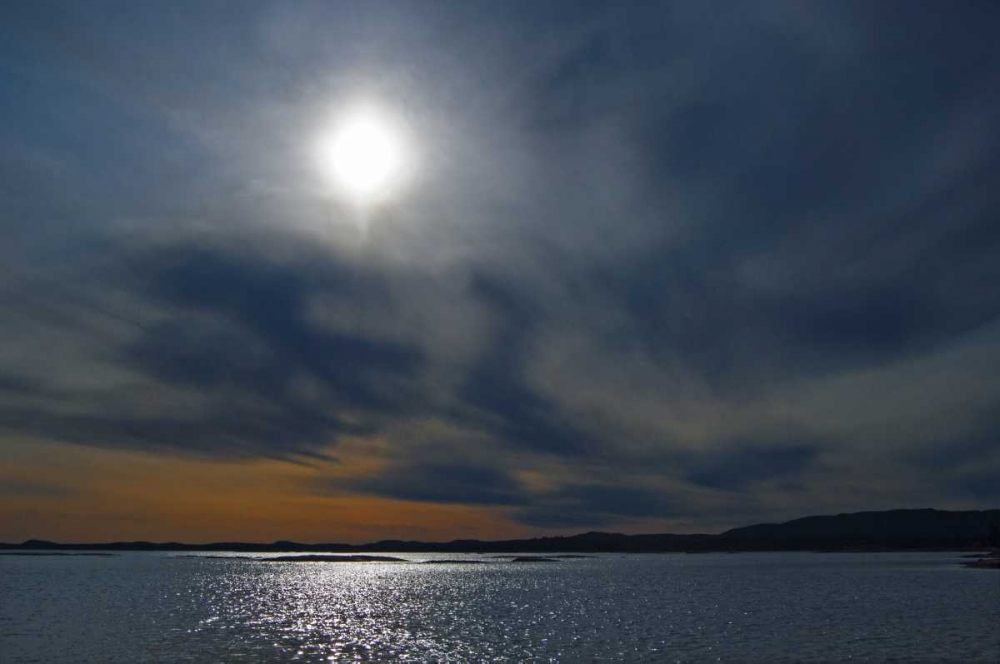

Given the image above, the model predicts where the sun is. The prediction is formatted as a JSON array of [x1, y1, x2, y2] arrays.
[[317, 106, 407, 204]]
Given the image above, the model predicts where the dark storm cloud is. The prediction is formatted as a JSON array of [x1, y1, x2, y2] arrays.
[[574, 4, 1000, 394], [0, 375, 44, 397], [0, 408, 343, 462], [138, 247, 422, 411], [2, 1, 1000, 528], [906, 406, 1000, 504], [456, 274, 596, 455], [348, 461, 525, 507], [685, 445, 819, 491], [594, 222, 1000, 395], [0, 242, 430, 459], [513, 484, 678, 529]]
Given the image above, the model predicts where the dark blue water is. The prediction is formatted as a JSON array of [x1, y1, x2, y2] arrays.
[[2, 551, 997, 662]]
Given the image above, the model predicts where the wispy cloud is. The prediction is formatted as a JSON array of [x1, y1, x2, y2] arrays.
[[1, 1, 998, 530]]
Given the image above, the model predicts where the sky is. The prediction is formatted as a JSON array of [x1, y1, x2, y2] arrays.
[[1, 1, 999, 543]]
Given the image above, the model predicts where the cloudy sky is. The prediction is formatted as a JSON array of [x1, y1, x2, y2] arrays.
[[2, 1, 998, 543]]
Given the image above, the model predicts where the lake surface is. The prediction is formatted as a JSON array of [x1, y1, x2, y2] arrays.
[[1, 551, 997, 662]]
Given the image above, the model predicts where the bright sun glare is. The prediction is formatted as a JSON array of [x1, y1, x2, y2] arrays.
[[318, 107, 406, 204]]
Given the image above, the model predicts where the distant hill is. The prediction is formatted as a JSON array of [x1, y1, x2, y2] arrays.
[[2, 508, 998, 553], [719, 508, 1000, 550]]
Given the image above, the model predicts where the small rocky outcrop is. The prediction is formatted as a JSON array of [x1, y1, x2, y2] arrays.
[[266, 554, 406, 563], [961, 550, 1000, 569]]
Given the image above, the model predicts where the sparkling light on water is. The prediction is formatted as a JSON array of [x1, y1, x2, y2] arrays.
[[1, 553, 998, 662]]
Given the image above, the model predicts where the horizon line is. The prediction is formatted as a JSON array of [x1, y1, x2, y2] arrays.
[[5, 506, 998, 548]]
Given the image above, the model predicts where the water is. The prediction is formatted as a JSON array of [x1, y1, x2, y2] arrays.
[[1, 552, 997, 662]]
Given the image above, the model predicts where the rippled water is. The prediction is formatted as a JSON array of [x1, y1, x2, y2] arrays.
[[1, 551, 997, 662]]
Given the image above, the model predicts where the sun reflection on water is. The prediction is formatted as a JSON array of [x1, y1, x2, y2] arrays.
[[3, 553, 998, 662]]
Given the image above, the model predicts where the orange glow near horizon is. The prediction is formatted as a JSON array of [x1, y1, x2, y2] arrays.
[[0, 437, 532, 544]]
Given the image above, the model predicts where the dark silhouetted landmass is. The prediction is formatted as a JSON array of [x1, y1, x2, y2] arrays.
[[2, 508, 998, 554], [962, 550, 1000, 569], [510, 556, 559, 563], [265, 554, 405, 563], [0, 552, 116, 557], [168, 554, 406, 562]]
